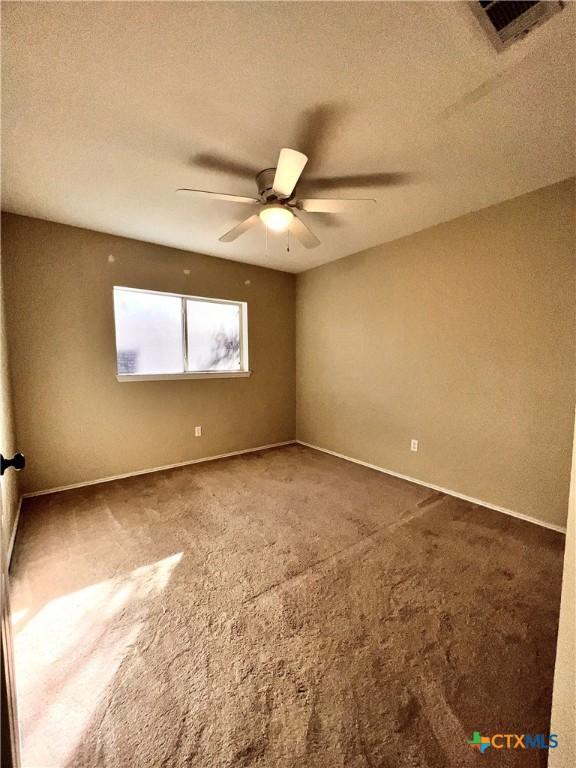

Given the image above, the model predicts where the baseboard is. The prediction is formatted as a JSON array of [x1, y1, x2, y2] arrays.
[[19, 438, 567, 535], [22, 440, 297, 499], [297, 440, 567, 534], [7, 496, 22, 566]]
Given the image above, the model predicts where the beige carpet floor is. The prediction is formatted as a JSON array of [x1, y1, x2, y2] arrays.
[[10, 445, 564, 767]]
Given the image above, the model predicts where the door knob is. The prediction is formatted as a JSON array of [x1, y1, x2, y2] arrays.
[[0, 453, 26, 476]]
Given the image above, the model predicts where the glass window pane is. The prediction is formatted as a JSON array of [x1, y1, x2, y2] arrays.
[[114, 289, 184, 374], [186, 300, 241, 371]]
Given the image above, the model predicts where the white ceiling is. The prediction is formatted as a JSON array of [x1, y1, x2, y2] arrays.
[[2, 1, 575, 273]]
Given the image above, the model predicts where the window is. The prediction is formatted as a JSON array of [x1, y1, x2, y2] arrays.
[[113, 287, 249, 380]]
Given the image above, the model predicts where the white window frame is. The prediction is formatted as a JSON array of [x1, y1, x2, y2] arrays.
[[114, 286, 250, 382]]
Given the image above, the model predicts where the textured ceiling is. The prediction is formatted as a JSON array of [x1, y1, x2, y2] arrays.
[[2, 1, 575, 272]]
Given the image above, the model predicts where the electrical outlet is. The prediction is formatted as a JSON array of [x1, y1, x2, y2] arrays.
[[410, 439, 418, 452], [194, 426, 202, 437]]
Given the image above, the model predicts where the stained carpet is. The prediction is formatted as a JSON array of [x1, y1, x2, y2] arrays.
[[10, 445, 564, 767]]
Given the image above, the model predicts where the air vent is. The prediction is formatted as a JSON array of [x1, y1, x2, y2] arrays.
[[471, 1, 564, 50]]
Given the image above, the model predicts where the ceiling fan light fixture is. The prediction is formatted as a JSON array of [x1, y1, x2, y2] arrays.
[[259, 204, 294, 232]]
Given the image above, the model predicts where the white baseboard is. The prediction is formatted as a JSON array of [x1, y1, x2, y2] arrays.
[[297, 440, 567, 534], [18, 438, 567, 535], [22, 440, 297, 499], [7, 496, 22, 566]]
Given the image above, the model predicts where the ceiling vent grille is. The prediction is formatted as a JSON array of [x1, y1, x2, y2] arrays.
[[471, 1, 564, 50]]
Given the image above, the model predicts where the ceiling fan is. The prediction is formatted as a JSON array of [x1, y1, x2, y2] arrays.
[[177, 147, 376, 249]]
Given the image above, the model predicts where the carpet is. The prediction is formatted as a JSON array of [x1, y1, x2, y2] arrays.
[[9, 444, 564, 767]]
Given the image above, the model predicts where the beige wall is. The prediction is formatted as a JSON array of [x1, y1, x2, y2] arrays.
[[1, 214, 295, 494], [297, 179, 575, 529], [0, 258, 19, 548], [549, 408, 575, 767], [3, 179, 575, 523]]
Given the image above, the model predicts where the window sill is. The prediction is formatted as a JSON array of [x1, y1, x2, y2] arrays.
[[116, 371, 252, 382]]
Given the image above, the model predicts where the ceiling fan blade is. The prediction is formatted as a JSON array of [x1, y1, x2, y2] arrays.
[[298, 198, 376, 213], [290, 214, 320, 249], [219, 214, 260, 243], [177, 189, 259, 204], [273, 148, 308, 198]]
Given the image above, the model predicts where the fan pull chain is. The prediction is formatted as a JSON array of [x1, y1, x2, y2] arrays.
[[287, 227, 290, 253], [265, 223, 268, 257]]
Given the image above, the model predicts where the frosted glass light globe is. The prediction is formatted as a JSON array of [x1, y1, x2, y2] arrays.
[[259, 205, 294, 232]]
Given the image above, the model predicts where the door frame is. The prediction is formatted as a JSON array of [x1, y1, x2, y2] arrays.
[[1, 540, 20, 768]]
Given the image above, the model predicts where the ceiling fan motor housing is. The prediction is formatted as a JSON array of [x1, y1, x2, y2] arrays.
[[256, 168, 287, 203]]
